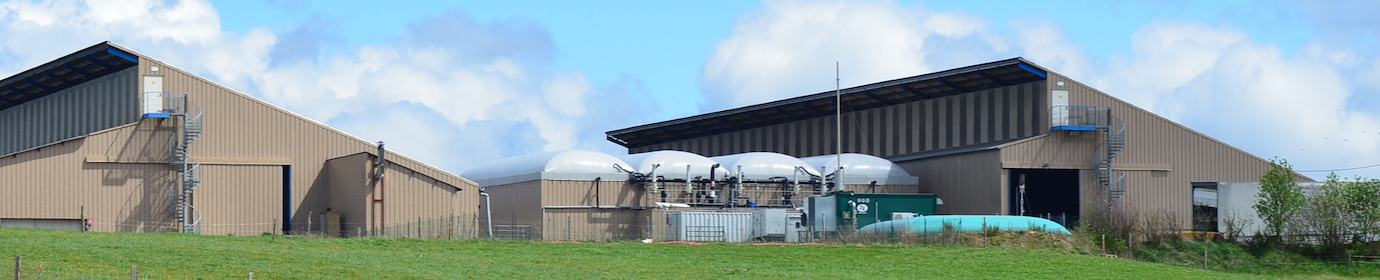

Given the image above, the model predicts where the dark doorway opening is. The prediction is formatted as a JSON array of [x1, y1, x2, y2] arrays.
[[282, 165, 292, 234], [1008, 169, 1080, 227]]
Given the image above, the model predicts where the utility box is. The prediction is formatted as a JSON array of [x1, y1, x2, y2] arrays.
[[319, 212, 341, 237], [809, 192, 937, 232], [806, 195, 837, 232], [752, 209, 803, 241], [753, 208, 787, 237]]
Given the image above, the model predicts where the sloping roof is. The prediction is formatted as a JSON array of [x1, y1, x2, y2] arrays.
[[0, 42, 476, 189], [0, 42, 138, 112], [605, 58, 1048, 149]]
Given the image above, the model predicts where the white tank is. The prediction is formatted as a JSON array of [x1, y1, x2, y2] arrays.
[[799, 153, 917, 185], [619, 150, 730, 180], [709, 152, 821, 180], [461, 150, 633, 187]]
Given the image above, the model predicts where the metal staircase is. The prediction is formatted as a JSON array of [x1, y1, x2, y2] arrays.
[[1051, 105, 1128, 209], [1095, 110, 1127, 208], [166, 93, 203, 234]]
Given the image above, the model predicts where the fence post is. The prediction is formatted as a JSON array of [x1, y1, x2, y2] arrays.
[[249, 272, 254, 280], [14, 255, 20, 280], [130, 265, 137, 280]]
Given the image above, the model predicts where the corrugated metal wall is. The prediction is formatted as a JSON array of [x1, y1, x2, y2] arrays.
[[324, 153, 371, 235], [630, 81, 1048, 158], [136, 57, 479, 233], [1032, 74, 1279, 228], [0, 122, 176, 232], [194, 165, 281, 235], [0, 67, 138, 156], [541, 208, 646, 241], [894, 150, 1003, 215], [540, 180, 651, 207], [0, 48, 478, 236], [480, 181, 544, 238]]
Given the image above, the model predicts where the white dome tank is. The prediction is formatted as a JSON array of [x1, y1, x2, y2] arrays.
[[800, 153, 917, 185], [461, 150, 633, 187], [709, 152, 821, 180], [619, 150, 730, 180]]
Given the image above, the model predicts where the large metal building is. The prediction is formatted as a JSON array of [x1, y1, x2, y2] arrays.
[[0, 42, 479, 237], [607, 58, 1303, 228]]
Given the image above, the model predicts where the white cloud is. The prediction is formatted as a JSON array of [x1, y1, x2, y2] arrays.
[[0, 0, 659, 173], [701, 0, 1004, 110], [1090, 21, 1379, 178]]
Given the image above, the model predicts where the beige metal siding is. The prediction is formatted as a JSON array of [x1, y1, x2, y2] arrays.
[[895, 150, 1003, 215], [1043, 73, 1282, 228], [630, 81, 1048, 158], [324, 152, 371, 235], [541, 208, 646, 241], [0, 122, 176, 233], [194, 165, 281, 235], [0, 46, 479, 237], [481, 181, 543, 238], [540, 180, 650, 207], [0, 67, 138, 156], [135, 56, 478, 233], [321, 152, 477, 238]]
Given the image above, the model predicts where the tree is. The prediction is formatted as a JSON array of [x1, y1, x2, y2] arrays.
[[1254, 158, 1304, 241], [1305, 173, 1351, 253], [1338, 174, 1380, 241]]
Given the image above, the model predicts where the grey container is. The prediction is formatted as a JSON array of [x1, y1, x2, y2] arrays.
[[668, 212, 754, 242]]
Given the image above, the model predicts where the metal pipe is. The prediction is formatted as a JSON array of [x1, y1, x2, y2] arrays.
[[835, 62, 843, 194], [792, 167, 802, 195], [480, 190, 493, 238], [708, 164, 720, 203], [685, 165, 693, 194], [650, 164, 660, 193]]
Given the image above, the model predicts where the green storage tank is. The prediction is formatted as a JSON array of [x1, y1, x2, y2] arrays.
[[808, 192, 938, 232]]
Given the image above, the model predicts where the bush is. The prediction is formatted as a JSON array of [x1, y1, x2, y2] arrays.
[[1254, 158, 1304, 243]]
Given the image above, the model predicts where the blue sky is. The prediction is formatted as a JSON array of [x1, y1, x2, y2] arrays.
[[0, 0, 1376, 178]]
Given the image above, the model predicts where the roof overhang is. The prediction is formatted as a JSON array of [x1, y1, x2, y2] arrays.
[[0, 42, 139, 112], [606, 58, 1048, 148]]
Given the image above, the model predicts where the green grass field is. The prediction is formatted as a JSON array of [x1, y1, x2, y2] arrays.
[[0, 227, 1306, 279]]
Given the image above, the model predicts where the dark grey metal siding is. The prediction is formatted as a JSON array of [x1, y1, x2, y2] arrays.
[[632, 81, 1047, 158], [894, 149, 1004, 215], [0, 67, 138, 156]]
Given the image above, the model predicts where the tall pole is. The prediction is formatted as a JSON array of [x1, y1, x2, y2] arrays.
[[834, 62, 843, 192]]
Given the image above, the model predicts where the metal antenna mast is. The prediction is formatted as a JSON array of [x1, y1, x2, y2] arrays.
[[834, 62, 843, 192]]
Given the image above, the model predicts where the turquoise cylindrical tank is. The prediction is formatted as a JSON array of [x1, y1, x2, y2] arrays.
[[856, 215, 1072, 236]]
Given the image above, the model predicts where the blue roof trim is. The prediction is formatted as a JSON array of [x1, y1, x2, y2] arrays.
[[143, 113, 171, 118], [1018, 62, 1046, 78], [106, 47, 138, 64], [0, 42, 141, 112], [1052, 125, 1097, 131]]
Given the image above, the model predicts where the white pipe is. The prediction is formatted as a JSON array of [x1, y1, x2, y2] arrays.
[[650, 163, 660, 193], [735, 166, 744, 191], [685, 165, 693, 194], [480, 191, 493, 238], [792, 167, 802, 195]]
